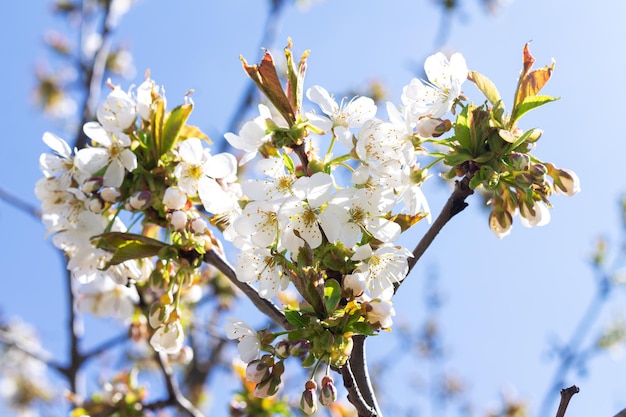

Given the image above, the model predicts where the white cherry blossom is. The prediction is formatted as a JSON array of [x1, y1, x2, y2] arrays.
[[174, 138, 238, 214], [351, 243, 412, 300], [225, 319, 261, 362], [75, 276, 139, 321], [306, 85, 377, 149], [96, 86, 137, 132], [150, 320, 185, 354], [75, 122, 137, 187], [402, 52, 468, 120], [236, 247, 288, 299]]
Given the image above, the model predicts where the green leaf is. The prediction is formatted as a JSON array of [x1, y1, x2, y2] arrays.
[[284, 309, 308, 329], [323, 279, 342, 314], [94, 232, 169, 267], [347, 321, 375, 336], [453, 106, 471, 149], [149, 98, 165, 167], [468, 70, 501, 106], [161, 103, 193, 158], [511, 95, 559, 125], [444, 151, 473, 167]]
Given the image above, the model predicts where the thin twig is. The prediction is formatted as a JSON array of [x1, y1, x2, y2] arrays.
[[203, 249, 291, 330], [74, 0, 116, 150], [0, 187, 42, 220], [0, 328, 65, 376], [152, 352, 205, 417], [555, 385, 579, 417]]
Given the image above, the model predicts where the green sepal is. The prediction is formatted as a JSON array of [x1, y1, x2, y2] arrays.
[[301, 353, 316, 368], [323, 279, 342, 314], [282, 152, 295, 174], [149, 98, 165, 167]]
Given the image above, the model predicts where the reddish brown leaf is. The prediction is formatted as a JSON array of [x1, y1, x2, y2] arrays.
[[240, 51, 296, 125]]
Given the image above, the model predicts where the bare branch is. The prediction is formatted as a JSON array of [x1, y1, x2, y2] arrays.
[[0, 328, 65, 376], [555, 385, 579, 417], [151, 352, 205, 417], [203, 249, 292, 330], [0, 187, 42, 220]]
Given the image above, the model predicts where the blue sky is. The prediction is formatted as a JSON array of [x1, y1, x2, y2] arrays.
[[1, 0, 625, 416]]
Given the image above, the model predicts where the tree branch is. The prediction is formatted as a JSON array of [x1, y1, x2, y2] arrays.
[[341, 358, 377, 417], [555, 385, 579, 417], [0, 187, 42, 220], [407, 177, 474, 274], [203, 249, 292, 330], [347, 335, 383, 417], [74, 0, 117, 150], [151, 352, 205, 417]]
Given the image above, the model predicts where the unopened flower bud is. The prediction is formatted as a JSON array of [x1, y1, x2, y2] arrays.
[[289, 339, 310, 358], [246, 359, 271, 383], [82, 177, 103, 194], [525, 127, 543, 143], [488, 207, 513, 239], [254, 373, 281, 398], [300, 380, 318, 415], [547, 164, 581, 196], [88, 198, 103, 213], [519, 200, 550, 228], [191, 218, 208, 234], [163, 186, 187, 210], [529, 163, 547, 182], [364, 299, 395, 329], [100, 186, 121, 202], [169, 210, 187, 230], [514, 172, 534, 188], [129, 190, 152, 210], [509, 152, 530, 171], [274, 340, 290, 359], [319, 375, 337, 406], [416, 117, 450, 138], [343, 273, 366, 298]]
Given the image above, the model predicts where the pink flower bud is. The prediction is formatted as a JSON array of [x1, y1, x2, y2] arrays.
[[300, 380, 318, 415], [246, 360, 271, 383], [319, 375, 337, 406]]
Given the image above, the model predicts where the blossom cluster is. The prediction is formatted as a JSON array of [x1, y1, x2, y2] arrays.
[[36, 42, 579, 414]]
